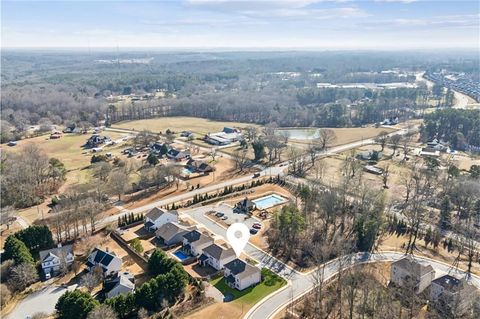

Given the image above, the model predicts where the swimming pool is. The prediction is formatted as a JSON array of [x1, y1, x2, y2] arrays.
[[173, 250, 189, 261], [252, 194, 287, 210], [182, 167, 194, 175]]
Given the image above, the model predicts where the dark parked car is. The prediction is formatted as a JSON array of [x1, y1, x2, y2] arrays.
[[250, 228, 258, 235]]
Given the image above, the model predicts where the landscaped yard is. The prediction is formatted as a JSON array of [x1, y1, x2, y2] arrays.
[[209, 268, 286, 306], [113, 117, 260, 135]]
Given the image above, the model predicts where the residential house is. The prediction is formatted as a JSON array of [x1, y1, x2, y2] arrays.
[[356, 150, 383, 161], [429, 275, 477, 317], [104, 271, 135, 298], [204, 128, 242, 146], [151, 142, 169, 156], [143, 207, 178, 231], [182, 230, 214, 256], [155, 222, 191, 246], [199, 243, 236, 270], [224, 259, 261, 291], [420, 147, 441, 158], [426, 139, 448, 152], [166, 148, 189, 161], [85, 134, 111, 148], [39, 244, 74, 278], [86, 248, 122, 276], [144, 207, 179, 232], [390, 256, 435, 293], [233, 198, 255, 214], [186, 159, 214, 173]]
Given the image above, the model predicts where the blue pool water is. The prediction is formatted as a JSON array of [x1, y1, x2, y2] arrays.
[[252, 194, 286, 210], [173, 251, 189, 261], [182, 167, 194, 175]]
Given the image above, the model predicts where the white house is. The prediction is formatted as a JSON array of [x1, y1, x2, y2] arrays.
[[390, 256, 435, 293], [224, 259, 261, 291], [155, 222, 191, 246], [39, 244, 74, 278], [199, 243, 236, 270], [182, 230, 214, 256], [144, 207, 179, 232], [86, 248, 122, 276], [105, 272, 135, 299]]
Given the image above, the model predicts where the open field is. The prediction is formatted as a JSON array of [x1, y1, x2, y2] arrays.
[[4, 131, 129, 171], [285, 126, 397, 148], [113, 117, 260, 135]]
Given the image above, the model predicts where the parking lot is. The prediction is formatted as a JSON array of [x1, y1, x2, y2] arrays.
[[209, 203, 260, 229]]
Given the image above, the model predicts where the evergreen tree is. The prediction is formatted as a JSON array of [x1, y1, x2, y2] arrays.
[[55, 290, 99, 319], [3, 236, 35, 265], [439, 196, 452, 230]]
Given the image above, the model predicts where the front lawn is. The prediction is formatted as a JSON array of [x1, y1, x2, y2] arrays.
[[209, 268, 286, 306]]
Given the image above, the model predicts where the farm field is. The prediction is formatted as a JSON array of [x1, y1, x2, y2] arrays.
[[113, 117, 260, 135]]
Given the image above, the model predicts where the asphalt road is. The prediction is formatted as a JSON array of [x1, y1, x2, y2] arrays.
[[5, 284, 77, 319]]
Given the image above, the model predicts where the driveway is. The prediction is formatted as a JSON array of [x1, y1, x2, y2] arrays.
[[210, 204, 259, 228], [5, 284, 77, 319]]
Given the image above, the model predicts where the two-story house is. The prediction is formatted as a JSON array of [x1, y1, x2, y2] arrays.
[[390, 256, 435, 293], [86, 248, 122, 276], [39, 244, 74, 279], [144, 207, 179, 232], [429, 275, 477, 317], [182, 230, 214, 256], [199, 243, 236, 270], [224, 259, 261, 291]]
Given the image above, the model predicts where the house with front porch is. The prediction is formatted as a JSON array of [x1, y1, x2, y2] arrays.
[[182, 230, 214, 256]]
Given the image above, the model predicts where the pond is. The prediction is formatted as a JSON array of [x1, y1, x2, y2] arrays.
[[275, 128, 321, 140]]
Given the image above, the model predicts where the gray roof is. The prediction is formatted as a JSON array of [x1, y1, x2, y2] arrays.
[[202, 244, 236, 261], [155, 222, 190, 241], [146, 207, 178, 221], [224, 259, 260, 280], [39, 245, 73, 262], [393, 256, 434, 277], [432, 275, 464, 292], [183, 230, 214, 246], [89, 248, 121, 268]]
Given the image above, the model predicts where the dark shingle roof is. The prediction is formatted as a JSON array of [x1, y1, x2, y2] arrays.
[[224, 259, 260, 279], [182, 230, 213, 245], [432, 275, 464, 292], [203, 244, 236, 261]]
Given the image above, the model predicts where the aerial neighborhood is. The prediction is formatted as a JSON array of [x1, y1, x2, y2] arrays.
[[2, 10, 480, 319]]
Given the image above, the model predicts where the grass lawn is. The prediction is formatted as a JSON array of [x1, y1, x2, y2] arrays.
[[209, 268, 286, 306], [113, 117, 261, 135]]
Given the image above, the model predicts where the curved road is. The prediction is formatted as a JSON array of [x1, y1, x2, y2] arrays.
[[245, 252, 480, 319]]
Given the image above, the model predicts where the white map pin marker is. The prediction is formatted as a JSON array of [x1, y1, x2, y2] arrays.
[[226, 223, 250, 257]]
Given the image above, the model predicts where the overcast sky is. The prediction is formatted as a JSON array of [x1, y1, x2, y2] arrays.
[[1, 0, 479, 49]]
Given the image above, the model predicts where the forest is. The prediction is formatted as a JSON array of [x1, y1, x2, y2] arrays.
[[2, 50, 479, 141]]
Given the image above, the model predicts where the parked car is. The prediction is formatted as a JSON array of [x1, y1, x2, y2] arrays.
[[252, 222, 262, 229], [221, 216, 228, 220], [252, 172, 261, 178], [215, 212, 225, 218], [250, 228, 258, 235]]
